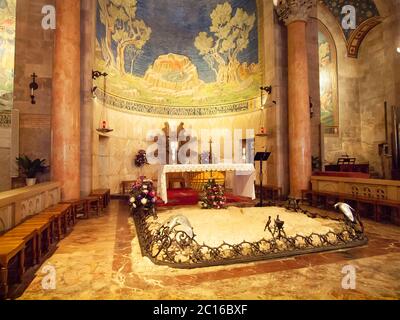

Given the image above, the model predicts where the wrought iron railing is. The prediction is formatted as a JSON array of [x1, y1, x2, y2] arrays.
[[132, 202, 368, 269]]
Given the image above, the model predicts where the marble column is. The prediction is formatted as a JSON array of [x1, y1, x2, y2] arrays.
[[80, 1, 96, 196], [275, 0, 315, 198], [51, 0, 81, 200]]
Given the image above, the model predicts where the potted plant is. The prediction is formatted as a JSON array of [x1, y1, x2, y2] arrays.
[[16, 155, 47, 186]]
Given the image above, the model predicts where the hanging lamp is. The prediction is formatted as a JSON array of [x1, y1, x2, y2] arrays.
[[96, 71, 113, 134], [257, 86, 272, 136]]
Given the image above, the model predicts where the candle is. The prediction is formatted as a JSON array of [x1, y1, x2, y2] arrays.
[[102, 121, 107, 129], [31, 87, 34, 96], [242, 147, 246, 162], [171, 141, 177, 163]]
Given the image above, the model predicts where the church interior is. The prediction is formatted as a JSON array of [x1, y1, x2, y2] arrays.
[[0, 0, 399, 300]]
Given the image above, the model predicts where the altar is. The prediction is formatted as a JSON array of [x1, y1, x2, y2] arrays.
[[157, 164, 256, 204]]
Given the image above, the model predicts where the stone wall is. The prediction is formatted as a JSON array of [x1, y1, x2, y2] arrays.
[[317, 1, 399, 178], [13, 0, 55, 183], [0, 122, 11, 191], [92, 102, 264, 194], [357, 0, 400, 178]]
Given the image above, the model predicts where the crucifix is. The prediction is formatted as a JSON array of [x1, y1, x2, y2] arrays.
[[29, 73, 39, 104], [208, 137, 214, 178]]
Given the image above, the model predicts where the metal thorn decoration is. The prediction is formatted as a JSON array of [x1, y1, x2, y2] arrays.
[[272, 215, 286, 240], [264, 216, 272, 232], [131, 200, 368, 269], [286, 197, 301, 212]]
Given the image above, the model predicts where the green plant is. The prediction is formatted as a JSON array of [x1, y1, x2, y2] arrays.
[[16, 155, 47, 179]]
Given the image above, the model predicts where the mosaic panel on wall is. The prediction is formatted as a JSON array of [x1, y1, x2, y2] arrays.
[[95, 0, 262, 117], [0, 0, 16, 112], [319, 25, 339, 134], [320, 0, 380, 39]]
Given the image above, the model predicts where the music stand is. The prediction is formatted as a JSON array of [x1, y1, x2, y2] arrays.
[[254, 152, 271, 207]]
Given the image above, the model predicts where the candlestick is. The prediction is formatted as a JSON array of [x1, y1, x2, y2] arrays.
[[209, 137, 213, 164]]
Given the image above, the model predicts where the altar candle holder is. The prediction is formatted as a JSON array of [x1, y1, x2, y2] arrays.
[[170, 141, 178, 164]]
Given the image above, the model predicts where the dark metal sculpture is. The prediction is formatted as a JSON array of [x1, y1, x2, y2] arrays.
[[132, 202, 368, 269]]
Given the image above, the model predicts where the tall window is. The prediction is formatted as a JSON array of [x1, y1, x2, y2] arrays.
[[318, 22, 339, 135]]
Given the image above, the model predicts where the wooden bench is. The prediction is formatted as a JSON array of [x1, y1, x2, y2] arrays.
[[85, 196, 101, 217], [374, 198, 400, 224], [19, 217, 54, 259], [0, 239, 26, 300], [121, 181, 135, 196], [256, 185, 282, 201], [0, 215, 55, 300], [302, 189, 400, 225], [42, 204, 73, 239], [61, 199, 89, 220], [2, 228, 38, 266], [90, 189, 111, 209], [0, 201, 77, 299]]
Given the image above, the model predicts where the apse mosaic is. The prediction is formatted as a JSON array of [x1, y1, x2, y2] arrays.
[[319, 26, 338, 132], [320, 0, 380, 38], [0, 0, 16, 112], [95, 0, 262, 117]]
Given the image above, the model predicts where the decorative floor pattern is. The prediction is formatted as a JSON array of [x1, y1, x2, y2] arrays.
[[19, 200, 400, 300]]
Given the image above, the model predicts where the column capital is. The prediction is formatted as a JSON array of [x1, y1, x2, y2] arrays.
[[274, 0, 315, 25]]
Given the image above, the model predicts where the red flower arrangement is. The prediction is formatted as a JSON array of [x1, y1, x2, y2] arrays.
[[134, 150, 148, 168], [200, 179, 226, 209], [129, 177, 157, 214]]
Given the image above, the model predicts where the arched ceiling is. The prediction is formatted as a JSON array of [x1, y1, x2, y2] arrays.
[[319, 0, 382, 58]]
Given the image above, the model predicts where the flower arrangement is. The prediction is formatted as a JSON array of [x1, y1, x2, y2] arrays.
[[129, 178, 157, 214], [134, 150, 148, 168], [200, 179, 226, 209]]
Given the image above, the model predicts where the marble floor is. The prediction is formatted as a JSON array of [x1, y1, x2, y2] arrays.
[[19, 200, 400, 300]]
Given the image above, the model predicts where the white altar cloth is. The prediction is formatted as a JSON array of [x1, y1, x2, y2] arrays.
[[157, 163, 256, 204]]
